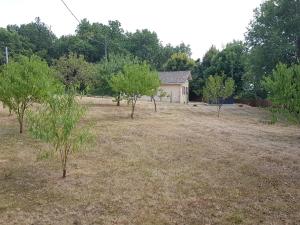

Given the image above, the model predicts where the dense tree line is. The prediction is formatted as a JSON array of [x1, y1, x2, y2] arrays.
[[0, 17, 191, 68], [0, 0, 299, 104]]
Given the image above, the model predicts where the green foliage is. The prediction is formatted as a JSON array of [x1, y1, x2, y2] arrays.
[[190, 42, 246, 100], [0, 28, 33, 64], [0, 55, 62, 133], [203, 75, 235, 117], [262, 63, 300, 123], [9, 17, 57, 62], [157, 88, 168, 100], [213, 41, 246, 95], [163, 53, 195, 71], [54, 53, 95, 93], [2, 18, 192, 73], [125, 29, 161, 68], [110, 63, 160, 118], [27, 92, 92, 177], [245, 0, 300, 97], [156, 43, 192, 70], [51, 19, 192, 69], [202, 46, 219, 72], [92, 54, 138, 96]]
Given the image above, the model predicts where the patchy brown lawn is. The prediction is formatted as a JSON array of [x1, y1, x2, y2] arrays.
[[0, 97, 299, 225]]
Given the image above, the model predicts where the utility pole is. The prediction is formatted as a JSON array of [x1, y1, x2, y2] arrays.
[[5, 47, 8, 64]]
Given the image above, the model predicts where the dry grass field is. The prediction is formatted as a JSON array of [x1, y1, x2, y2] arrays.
[[0, 97, 299, 225]]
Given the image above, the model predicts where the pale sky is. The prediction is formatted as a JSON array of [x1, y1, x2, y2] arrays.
[[0, 0, 263, 59]]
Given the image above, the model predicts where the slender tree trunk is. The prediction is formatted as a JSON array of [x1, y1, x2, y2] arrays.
[[19, 120, 23, 133], [62, 156, 67, 178], [217, 98, 223, 118], [116, 94, 121, 106], [61, 145, 70, 178], [152, 96, 157, 112], [18, 109, 24, 133], [218, 105, 221, 118], [131, 97, 137, 119]]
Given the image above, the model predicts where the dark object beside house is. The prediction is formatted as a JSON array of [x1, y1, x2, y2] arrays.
[[208, 96, 234, 104], [235, 98, 272, 107]]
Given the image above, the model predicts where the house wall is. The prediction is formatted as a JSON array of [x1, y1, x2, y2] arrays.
[[179, 80, 189, 104], [160, 82, 189, 104]]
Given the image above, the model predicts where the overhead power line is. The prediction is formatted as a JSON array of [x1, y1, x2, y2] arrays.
[[60, 0, 80, 23]]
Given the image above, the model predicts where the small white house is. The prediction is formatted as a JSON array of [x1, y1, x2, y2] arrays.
[[158, 71, 192, 104]]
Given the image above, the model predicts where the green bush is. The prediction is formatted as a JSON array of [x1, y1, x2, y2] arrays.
[[262, 63, 300, 123]]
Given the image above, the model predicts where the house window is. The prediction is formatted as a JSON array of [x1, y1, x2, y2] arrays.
[[182, 87, 185, 95]]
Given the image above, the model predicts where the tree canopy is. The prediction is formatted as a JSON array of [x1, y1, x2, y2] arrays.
[[27, 92, 92, 177], [0, 55, 61, 133], [163, 53, 195, 71], [110, 63, 160, 118], [92, 54, 139, 96], [245, 0, 300, 97], [263, 63, 300, 122], [54, 53, 95, 93], [203, 75, 235, 117]]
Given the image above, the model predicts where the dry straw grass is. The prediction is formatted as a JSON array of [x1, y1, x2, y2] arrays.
[[0, 97, 299, 225]]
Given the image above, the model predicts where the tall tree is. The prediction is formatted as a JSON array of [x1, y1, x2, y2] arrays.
[[189, 46, 219, 101], [202, 46, 219, 76], [174, 42, 192, 57], [0, 28, 32, 64], [11, 17, 57, 62], [211, 41, 246, 95], [163, 53, 195, 71], [76, 19, 128, 61], [50, 35, 94, 62], [246, 0, 300, 96], [125, 29, 161, 68]]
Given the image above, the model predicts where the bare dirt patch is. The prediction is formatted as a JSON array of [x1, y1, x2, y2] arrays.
[[0, 98, 299, 225]]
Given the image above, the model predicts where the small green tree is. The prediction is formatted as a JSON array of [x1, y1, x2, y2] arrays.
[[262, 63, 300, 122], [110, 63, 160, 118], [203, 75, 235, 117], [0, 55, 61, 133], [146, 76, 161, 112], [27, 92, 92, 178], [93, 54, 139, 106]]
